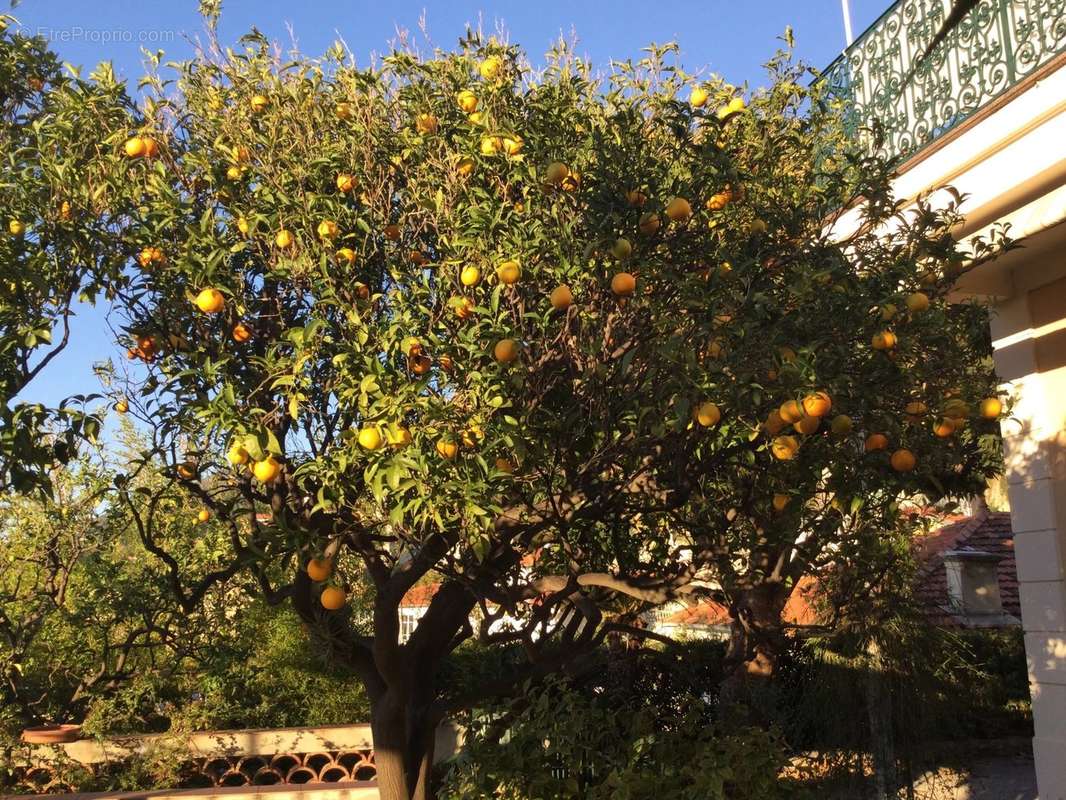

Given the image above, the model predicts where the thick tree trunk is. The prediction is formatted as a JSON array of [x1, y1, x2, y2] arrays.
[[865, 639, 897, 800], [719, 583, 789, 712], [371, 690, 439, 800]]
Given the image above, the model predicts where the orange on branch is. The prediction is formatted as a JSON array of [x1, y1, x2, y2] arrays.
[[436, 439, 459, 460], [638, 212, 661, 235], [665, 197, 692, 223], [779, 400, 804, 424], [415, 113, 439, 134], [358, 427, 384, 450], [460, 266, 481, 286], [336, 173, 356, 193], [933, 418, 956, 438], [865, 433, 890, 452], [198, 509, 211, 523], [802, 391, 832, 418], [772, 435, 800, 461], [307, 558, 333, 582], [550, 285, 573, 311], [456, 90, 478, 113], [611, 238, 633, 260], [253, 457, 281, 483], [232, 323, 253, 343], [275, 229, 294, 248], [494, 339, 520, 364], [793, 415, 820, 435], [611, 272, 636, 297], [321, 586, 347, 610], [693, 401, 721, 427], [250, 94, 269, 113], [980, 397, 1003, 419], [194, 288, 225, 314], [496, 260, 521, 285], [830, 414, 853, 436], [906, 292, 930, 312], [890, 449, 917, 472]]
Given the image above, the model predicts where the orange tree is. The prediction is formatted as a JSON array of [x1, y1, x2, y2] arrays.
[[0, 17, 133, 493], [65, 28, 1009, 800]]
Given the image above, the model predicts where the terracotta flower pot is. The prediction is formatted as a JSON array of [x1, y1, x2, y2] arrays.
[[21, 724, 82, 744]]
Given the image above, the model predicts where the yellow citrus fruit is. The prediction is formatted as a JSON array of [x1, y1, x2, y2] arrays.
[[460, 266, 481, 286], [980, 397, 1002, 419], [194, 288, 225, 314], [545, 161, 570, 185], [226, 444, 249, 465], [906, 292, 929, 312], [456, 156, 475, 176], [496, 260, 521, 285], [802, 391, 832, 418], [456, 90, 478, 113], [408, 354, 432, 375], [115, 400, 129, 414], [864, 433, 889, 452], [611, 272, 636, 296], [454, 296, 475, 320], [502, 135, 523, 155], [494, 339, 520, 364], [890, 449, 916, 472], [236, 217, 250, 235], [198, 508, 211, 523], [771, 435, 800, 461], [693, 401, 721, 427], [253, 457, 281, 483], [610, 237, 633, 260], [231, 144, 252, 163], [436, 439, 459, 460], [141, 137, 159, 158], [124, 136, 147, 157], [480, 135, 503, 155], [665, 197, 692, 223], [307, 557, 333, 582], [626, 189, 647, 207], [317, 220, 339, 240], [357, 427, 383, 450], [772, 493, 790, 512], [479, 55, 504, 80], [550, 285, 573, 311], [336, 173, 356, 193], [690, 87, 709, 108], [415, 113, 439, 134], [829, 414, 853, 436], [232, 323, 253, 343], [337, 247, 356, 265], [250, 94, 269, 113], [320, 586, 347, 610], [276, 229, 294, 248], [386, 426, 413, 448]]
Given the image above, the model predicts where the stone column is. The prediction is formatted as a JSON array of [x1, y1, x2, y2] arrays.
[[991, 275, 1066, 800]]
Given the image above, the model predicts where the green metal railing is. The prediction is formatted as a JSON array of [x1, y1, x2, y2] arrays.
[[822, 0, 1066, 164]]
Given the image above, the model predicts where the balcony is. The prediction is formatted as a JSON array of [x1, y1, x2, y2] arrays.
[[823, 0, 1066, 165]]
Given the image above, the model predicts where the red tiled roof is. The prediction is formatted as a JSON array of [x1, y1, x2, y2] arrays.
[[913, 510, 1019, 625], [661, 511, 1019, 632], [400, 583, 439, 608]]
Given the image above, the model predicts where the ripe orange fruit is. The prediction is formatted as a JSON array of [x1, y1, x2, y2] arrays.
[[689, 87, 709, 108], [198, 508, 211, 523], [357, 427, 383, 450], [793, 415, 820, 435], [409, 354, 432, 375], [772, 493, 790, 511], [456, 157, 475, 176], [307, 557, 333, 582], [387, 426, 413, 448], [415, 113, 439, 134], [980, 397, 1002, 419], [336, 173, 356, 193], [384, 224, 401, 241], [115, 400, 129, 414], [137, 334, 158, 360], [194, 288, 225, 314], [250, 94, 269, 113], [494, 339, 520, 364], [693, 401, 721, 427], [890, 449, 916, 472], [436, 439, 459, 460], [496, 260, 521, 285], [460, 266, 481, 286], [321, 586, 347, 610], [138, 246, 164, 268], [904, 401, 928, 418], [763, 410, 787, 435], [480, 135, 504, 155], [933, 418, 956, 437], [611, 272, 636, 296], [864, 433, 889, 452], [176, 461, 197, 480], [275, 229, 294, 248], [638, 212, 661, 235], [317, 220, 339, 240], [881, 303, 898, 321], [545, 162, 570, 185], [337, 247, 357, 265], [802, 391, 832, 418], [665, 197, 692, 223], [231, 144, 252, 163], [905, 292, 929, 312], [829, 414, 853, 435], [232, 323, 252, 343], [626, 189, 647, 207], [871, 331, 897, 350], [778, 346, 797, 363], [454, 296, 475, 320], [771, 435, 800, 461], [456, 90, 478, 113], [550, 285, 573, 311], [779, 400, 804, 424], [611, 238, 633, 260], [502, 135, 523, 155], [253, 457, 281, 483]]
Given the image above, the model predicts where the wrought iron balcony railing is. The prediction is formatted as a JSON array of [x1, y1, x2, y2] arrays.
[[822, 0, 1066, 164]]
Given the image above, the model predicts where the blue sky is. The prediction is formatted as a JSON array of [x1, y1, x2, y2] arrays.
[[10, 0, 890, 412]]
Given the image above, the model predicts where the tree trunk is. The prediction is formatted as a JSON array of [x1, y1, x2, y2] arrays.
[[720, 583, 789, 713], [865, 639, 897, 800], [371, 690, 439, 800]]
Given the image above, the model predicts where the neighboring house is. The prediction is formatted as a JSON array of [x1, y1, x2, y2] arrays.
[[649, 507, 1021, 639]]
